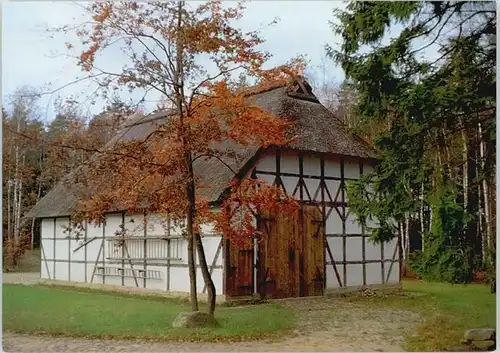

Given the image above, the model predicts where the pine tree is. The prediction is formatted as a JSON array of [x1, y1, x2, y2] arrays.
[[328, 1, 496, 283]]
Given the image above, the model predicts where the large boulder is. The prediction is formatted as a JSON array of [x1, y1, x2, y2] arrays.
[[472, 340, 496, 351], [172, 311, 218, 329], [464, 329, 496, 341]]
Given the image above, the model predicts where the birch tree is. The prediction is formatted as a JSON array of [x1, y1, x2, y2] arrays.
[[3, 87, 43, 264]]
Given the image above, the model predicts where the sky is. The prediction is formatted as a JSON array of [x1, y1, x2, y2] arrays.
[[2, 1, 349, 123]]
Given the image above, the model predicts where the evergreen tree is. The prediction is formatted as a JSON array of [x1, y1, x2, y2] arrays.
[[329, 1, 495, 283]]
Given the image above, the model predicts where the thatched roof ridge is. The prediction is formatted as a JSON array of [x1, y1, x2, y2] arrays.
[[26, 80, 376, 219]]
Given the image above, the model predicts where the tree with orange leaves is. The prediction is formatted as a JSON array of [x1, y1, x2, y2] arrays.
[[62, 0, 304, 316]]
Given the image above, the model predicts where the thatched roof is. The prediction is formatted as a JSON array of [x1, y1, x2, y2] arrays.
[[26, 79, 375, 219]]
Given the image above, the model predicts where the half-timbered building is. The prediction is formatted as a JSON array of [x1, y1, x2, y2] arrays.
[[26, 78, 401, 300]]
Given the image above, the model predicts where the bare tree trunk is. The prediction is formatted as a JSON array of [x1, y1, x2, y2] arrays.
[[185, 186, 199, 311], [194, 232, 216, 315], [15, 154, 26, 249], [7, 175, 12, 240], [460, 120, 468, 210], [13, 113, 22, 248], [30, 219, 36, 250], [420, 182, 425, 252], [400, 221, 406, 261], [429, 174, 436, 235], [399, 221, 406, 277], [31, 150, 45, 249], [12, 177, 19, 246], [478, 196, 485, 263], [441, 128, 452, 176], [429, 206, 433, 231], [31, 182, 42, 249], [465, 127, 478, 282], [174, 0, 199, 312], [405, 215, 410, 256], [478, 123, 491, 266]]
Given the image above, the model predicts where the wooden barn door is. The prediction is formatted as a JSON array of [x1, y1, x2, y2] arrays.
[[301, 206, 326, 296], [258, 205, 325, 299], [224, 237, 254, 297], [258, 209, 301, 298]]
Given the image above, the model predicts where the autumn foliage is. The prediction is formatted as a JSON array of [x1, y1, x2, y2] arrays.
[[70, 78, 301, 243], [59, 0, 305, 314], [212, 179, 300, 248], [65, 0, 304, 237]]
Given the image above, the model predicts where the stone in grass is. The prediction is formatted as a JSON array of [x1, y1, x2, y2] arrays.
[[172, 311, 218, 329], [464, 329, 496, 341], [472, 340, 496, 351]]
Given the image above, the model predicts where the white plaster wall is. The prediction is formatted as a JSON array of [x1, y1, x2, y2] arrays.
[[280, 150, 299, 174], [326, 207, 343, 234], [346, 264, 363, 286], [254, 152, 276, 172], [327, 237, 343, 264], [305, 178, 321, 201], [46, 211, 225, 294], [384, 238, 400, 283], [195, 237, 223, 266], [86, 263, 97, 282], [196, 268, 224, 293], [325, 236, 400, 289], [344, 160, 360, 179], [86, 222, 104, 265], [55, 217, 70, 239], [41, 258, 50, 279], [54, 262, 69, 282], [41, 218, 54, 238], [105, 214, 123, 238], [54, 217, 71, 280], [41, 239, 54, 274], [303, 155, 321, 176], [39, 151, 396, 295], [146, 213, 168, 236], [102, 214, 125, 286], [366, 262, 383, 285], [325, 265, 341, 289], [345, 208, 362, 234], [365, 238, 381, 261], [40, 219, 54, 280], [281, 176, 298, 195], [324, 180, 341, 202], [124, 277, 141, 288], [252, 151, 399, 290], [54, 237, 69, 261], [346, 237, 363, 261], [40, 217, 72, 281], [169, 267, 190, 292], [71, 263, 86, 282], [71, 238, 85, 262], [145, 265, 168, 291], [324, 158, 341, 178]]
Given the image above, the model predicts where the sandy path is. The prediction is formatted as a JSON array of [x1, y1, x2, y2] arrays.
[[3, 273, 421, 352]]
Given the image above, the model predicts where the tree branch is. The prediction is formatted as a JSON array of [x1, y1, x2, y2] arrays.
[[187, 65, 245, 113], [192, 153, 238, 175]]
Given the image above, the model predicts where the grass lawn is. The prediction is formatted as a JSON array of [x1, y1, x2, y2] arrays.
[[2, 280, 495, 349], [2, 284, 295, 341], [402, 280, 496, 351], [348, 280, 496, 351]]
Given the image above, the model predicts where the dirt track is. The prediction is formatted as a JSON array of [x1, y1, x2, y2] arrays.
[[3, 273, 421, 352]]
